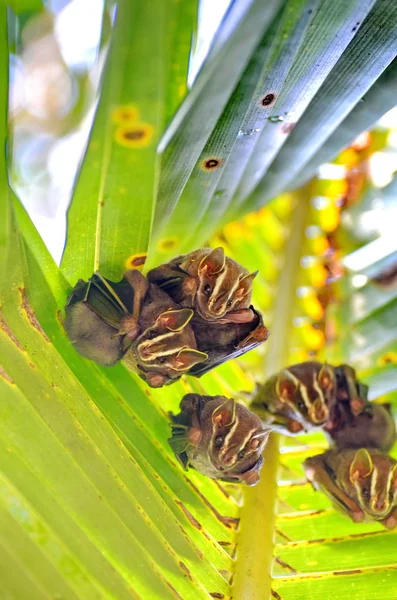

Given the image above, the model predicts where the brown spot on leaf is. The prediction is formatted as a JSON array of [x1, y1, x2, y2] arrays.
[[260, 93, 276, 107], [0, 317, 25, 351], [271, 590, 282, 600], [157, 237, 179, 252], [125, 253, 147, 270], [179, 561, 193, 581], [125, 130, 145, 141], [210, 594, 224, 599], [165, 582, 183, 599], [186, 479, 239, 528], [115, 123, 154, 148], [334, 569, 363, 576], [275, 528, 293, 542], [19, 288, 50, 342], [275, 557, 297, 574], [0, 365, 14, 384], [201, 157, 223, 171], [175, 500, 202, 530]]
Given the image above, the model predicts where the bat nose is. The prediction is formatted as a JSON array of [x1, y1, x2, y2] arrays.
[[219, 449, 236, 466], [374, 497, 388, 513], [208, 297, 227, 316]]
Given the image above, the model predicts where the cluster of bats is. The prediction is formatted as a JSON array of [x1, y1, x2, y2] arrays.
[[65, 248, 396, 529], [65, 248, 268, 388], [170, 361, 397, 529]]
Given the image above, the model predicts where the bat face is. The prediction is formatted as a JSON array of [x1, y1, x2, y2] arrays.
[[128, 308, 207, 387], [148, 247, 258, 322], [346, 449, 397, 525], [169, 394, 269, 485], [252, 362, 336, 433], [304, 449, 397, 529], [193, 248, 258, 322]]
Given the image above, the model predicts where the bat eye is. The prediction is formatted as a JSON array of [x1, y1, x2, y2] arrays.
[[214, 435, 224, 448], [157, 356, 166, 364], [203, 284, 212, 296], [362, 488, 370, 501], [237, 449, 245, 460], [147, 330, 157, 340], [296, 400, 305, 411], [227, 299, 233, 308]]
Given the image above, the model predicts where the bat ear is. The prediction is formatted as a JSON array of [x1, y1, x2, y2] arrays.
[[159, 308, 193, 331], [249, 429, 270, 450], [318, 363, 335, 390], [199, 247, 225, 276], [236, 271, 258, 299], [173, 349, 208, 370], [212, 398, 236, 428], [275, 370, 298, 401], [350, 449, 374, 483]]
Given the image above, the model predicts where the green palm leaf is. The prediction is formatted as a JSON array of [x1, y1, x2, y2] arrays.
[[2, 1, 397, 598]]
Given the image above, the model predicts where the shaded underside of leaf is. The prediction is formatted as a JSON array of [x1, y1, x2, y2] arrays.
[[245, 0, 397, 212], [149, 0, 314, 265], [151, 0, 285, 241]]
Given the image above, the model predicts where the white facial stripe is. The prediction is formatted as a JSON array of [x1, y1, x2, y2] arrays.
[[211, 266, 228, 298], [312, 373, 322, 398], [370, 465, 378, 502], [138, 331, 185, 359], [298, 381, 313, 411], [369, 464, 394, 513], [221, 415, 241, 450], [209, 269, 242, 312], [219, 424, 261, 467], [284, 369, 300, 386], [312, 377, 328, 415], [384, 464, 394, 500]]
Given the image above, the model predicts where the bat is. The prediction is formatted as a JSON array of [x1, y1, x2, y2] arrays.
[[250, 361, 368, 435], [304, 448, 397, 529], [147, 247, 258, 323], [65, 270, 207, 387], [169, 393, 270, 485]]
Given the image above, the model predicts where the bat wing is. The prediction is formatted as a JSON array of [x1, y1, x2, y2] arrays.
[[67, 273, 134, 329], [189, 308, 269, 377]]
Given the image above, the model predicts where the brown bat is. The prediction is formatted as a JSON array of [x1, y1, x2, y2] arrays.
[[325, 402, 396, 452], [64, 270, 149, 366], [147, 247, 258, 323], [250, 361, 367, 435], [169, 394, 270, 485], [304, 449, 397, 529], [124, 283, 207, 388], [65, 270, 207, 387]]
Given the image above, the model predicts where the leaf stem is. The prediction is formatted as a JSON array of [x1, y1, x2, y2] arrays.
[[232, 189, 311, 599]]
